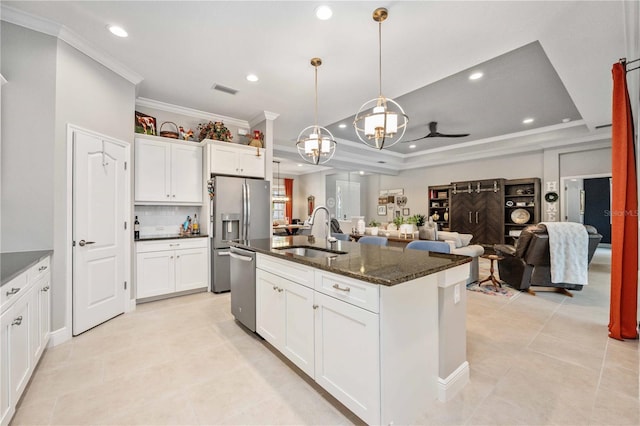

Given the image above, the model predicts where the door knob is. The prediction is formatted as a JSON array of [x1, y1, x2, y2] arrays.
[[78, 240, 95, 247]]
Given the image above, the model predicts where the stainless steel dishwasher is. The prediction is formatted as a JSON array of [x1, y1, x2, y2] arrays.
[[229, 246, 257, 331]]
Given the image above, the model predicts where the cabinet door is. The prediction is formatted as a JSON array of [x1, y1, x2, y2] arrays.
[[174, 248, 208, 292], [0, 309, 13, 425], [135, 139, 171, 202], [450, 190, 475, 236], [136, 251, 175, 299], [314, 292, 380, 425], [281, 279, 315, 377], [7, 292, 32, 411], [210, 144, 239, 176], [256, 269, 285, 348], [29, 280, 42, 365], [237, 149, 265, 178], [39, 274, 51, 352], [171, 144, 202, 203]]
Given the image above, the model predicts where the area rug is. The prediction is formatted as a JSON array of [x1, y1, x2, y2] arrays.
[[466, 281, 516, 297]]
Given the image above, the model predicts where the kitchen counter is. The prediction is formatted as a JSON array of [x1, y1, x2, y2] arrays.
[[229, 235, 470, 286], [135, 234, 208, 242], [1, 250, 53, 286]]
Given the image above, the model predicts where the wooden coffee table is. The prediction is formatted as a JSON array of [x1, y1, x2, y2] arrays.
[[479, 254, 505, 287]]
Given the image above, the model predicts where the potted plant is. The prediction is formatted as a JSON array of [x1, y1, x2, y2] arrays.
[[368, 219, 381, 236]]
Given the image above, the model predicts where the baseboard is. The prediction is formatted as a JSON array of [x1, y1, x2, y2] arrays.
[[48, 326, 72, 348], [438, 361, 469, 402], [127, 298, 137, 312]]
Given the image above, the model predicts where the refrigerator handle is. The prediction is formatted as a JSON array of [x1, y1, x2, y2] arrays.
[[246, 183, 251, 239], [241, 182, 247, 240]]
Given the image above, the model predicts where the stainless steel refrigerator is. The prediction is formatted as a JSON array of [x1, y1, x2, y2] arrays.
[[209, 175, 270, 293]]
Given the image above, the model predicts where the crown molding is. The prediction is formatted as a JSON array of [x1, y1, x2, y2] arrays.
[[135, 97, 250, 128], [249, 111, 280, 127], [1, 4, 143, 85]]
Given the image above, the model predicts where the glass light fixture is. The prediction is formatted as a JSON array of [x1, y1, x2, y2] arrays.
[[354, 8, 408, 150], [296, 58, 337, 164], [272, 161, 290, 203]]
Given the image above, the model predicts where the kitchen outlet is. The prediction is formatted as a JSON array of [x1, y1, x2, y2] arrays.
[[453, 284, 460, 304], [238, 128, 249, 136]]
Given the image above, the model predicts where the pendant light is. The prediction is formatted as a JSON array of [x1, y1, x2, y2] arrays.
[[353, 7, 408, 150], [272, 160, 289, 203], [296, 58, 337, 165]]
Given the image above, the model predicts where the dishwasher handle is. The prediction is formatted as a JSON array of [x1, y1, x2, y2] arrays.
[[229, 252, 253, 262]]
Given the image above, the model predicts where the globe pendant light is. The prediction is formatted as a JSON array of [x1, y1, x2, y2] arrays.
[[296, 58, 337, 165], [353, 7, 408, 149]]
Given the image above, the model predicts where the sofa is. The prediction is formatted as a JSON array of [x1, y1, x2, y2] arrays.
[[493, 223, 602, 293], [435, 231, 484, 284]]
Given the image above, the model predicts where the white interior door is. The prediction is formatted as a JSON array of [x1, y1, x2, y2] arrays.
[[73, 130, 128, 335]]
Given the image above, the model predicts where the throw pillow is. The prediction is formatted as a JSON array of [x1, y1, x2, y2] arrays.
[[458, 233, 473, 247], [437, 231, 462, 248]]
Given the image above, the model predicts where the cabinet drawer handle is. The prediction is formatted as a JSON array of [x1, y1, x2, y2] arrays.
[[313, 304, 319, 310], [332, 283, 351, 292], [12, 316, 23, 326], [272, 285, 278, 291], [39, 265, 48, 272], [6, 288, 20, 296], [277, 287, 283, 293], [42, 286, 50, 292], [468, 212, 472, 223], [166, 194, 170, 198], [475, 211, 479, 224], [169, 243, 180, 247]]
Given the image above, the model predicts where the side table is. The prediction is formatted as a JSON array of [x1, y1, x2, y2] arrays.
[[479, 254, 504, 287]]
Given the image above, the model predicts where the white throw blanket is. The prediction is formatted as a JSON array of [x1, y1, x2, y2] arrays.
[[540, 222, 589, 285]]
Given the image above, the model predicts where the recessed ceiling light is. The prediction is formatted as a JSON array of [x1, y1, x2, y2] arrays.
[[107, 25, 128, 38], [469, 72, 483, 80], [522, 118, 534, 124], [359, 171, 364, 175], [297, 163, 303, 167], [562, 118, 571, 123], [246, 74, 259, 82], [409, 144, 416, 149], [338, 123, 347, 129], [315, 5, 333, 20]]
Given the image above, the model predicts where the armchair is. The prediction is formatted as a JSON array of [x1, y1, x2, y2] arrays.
[[494, 223, 602, 295]]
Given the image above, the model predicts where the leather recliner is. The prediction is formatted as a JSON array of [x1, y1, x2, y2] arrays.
[[494, 223, 602, 292]]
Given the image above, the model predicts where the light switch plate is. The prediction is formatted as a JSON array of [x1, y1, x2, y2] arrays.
[[454, 284, 461, 304]]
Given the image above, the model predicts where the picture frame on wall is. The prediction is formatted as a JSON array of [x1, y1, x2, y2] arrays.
[[135, 111, 157, 135], [377, 205, 387, 216], [402, 208, 410, 216]]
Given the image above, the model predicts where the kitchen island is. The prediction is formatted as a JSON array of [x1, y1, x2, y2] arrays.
[[229, 235, 471, 425]]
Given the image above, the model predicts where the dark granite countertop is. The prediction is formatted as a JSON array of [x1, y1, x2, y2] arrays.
[[1, 250, 53, 287], [229, 235, 471, 286], [136, 234, 208, 242]]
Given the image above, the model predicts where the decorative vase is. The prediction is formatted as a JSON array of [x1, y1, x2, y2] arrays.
[[371, 227, 379, 236]]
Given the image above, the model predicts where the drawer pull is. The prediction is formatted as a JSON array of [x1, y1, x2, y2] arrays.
[[313, 304, 319, 310], [272, 285, 278, 291], [169, 243, 180, 247], [12, 316, 23, 326], [277, 287, 283, 293], [332, 283, 351, 293], [39, 265, 48, 272], [6, 288, 20, 296], [42, 286, 50, 292]]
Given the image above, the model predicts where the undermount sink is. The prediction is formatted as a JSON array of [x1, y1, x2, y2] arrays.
[[275, 245, 347, 258]]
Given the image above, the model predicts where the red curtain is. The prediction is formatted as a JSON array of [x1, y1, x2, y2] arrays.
[[284, 178, 293, 224], [609, 62, 638, 340]]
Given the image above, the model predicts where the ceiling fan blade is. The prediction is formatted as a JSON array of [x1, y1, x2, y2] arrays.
[[401, 134, 430, 143], [434, 132, 470, 138]]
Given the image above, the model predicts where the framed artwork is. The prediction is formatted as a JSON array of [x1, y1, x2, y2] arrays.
[[135, 111, 157, 135], [377, 205, 387, 216], [402, 208, 410, 216]]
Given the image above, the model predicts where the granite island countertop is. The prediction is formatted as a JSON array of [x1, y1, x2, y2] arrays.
[[229, 235, 471, 286], [1, 250, 53, 287]]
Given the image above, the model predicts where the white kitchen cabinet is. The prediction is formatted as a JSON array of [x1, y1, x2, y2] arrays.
[[135, 137, 203, 204], [136, 238, 208, 300], [313, 291, 379, 423], [256, 269, 314, 377], [0, 254, 51, 426], [208, 140, 265, 178]]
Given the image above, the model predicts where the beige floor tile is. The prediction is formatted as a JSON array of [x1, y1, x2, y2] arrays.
[[107, 393, 199, 425], [528, 331, 605, 371], [591, 386, 640, 425], [11, 393, 56, 426], [598, 363, 639, 399]]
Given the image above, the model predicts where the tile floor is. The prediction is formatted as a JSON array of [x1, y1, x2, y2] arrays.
[[12, 248, 639, 425]]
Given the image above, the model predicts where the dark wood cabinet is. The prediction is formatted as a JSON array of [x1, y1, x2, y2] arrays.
[[503, 178, 541, 244], [428, 185, 451, 231], [450, 179, 505, 245]]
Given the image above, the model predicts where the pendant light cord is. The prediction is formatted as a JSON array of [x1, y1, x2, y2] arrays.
[[314, 64, 319, 128], [378, 19, 383, 97]]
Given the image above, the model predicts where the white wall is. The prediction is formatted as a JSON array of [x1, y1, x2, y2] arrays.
[[51, 39, 135, 330], [1, 23, 57, 252]]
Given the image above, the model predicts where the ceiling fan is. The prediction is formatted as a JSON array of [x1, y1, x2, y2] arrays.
[[402, 121, 470, 143]]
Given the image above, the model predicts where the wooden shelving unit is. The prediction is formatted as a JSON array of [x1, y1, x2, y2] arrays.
[[503, 178, 541, 244], [428, 185, 451, 231]]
